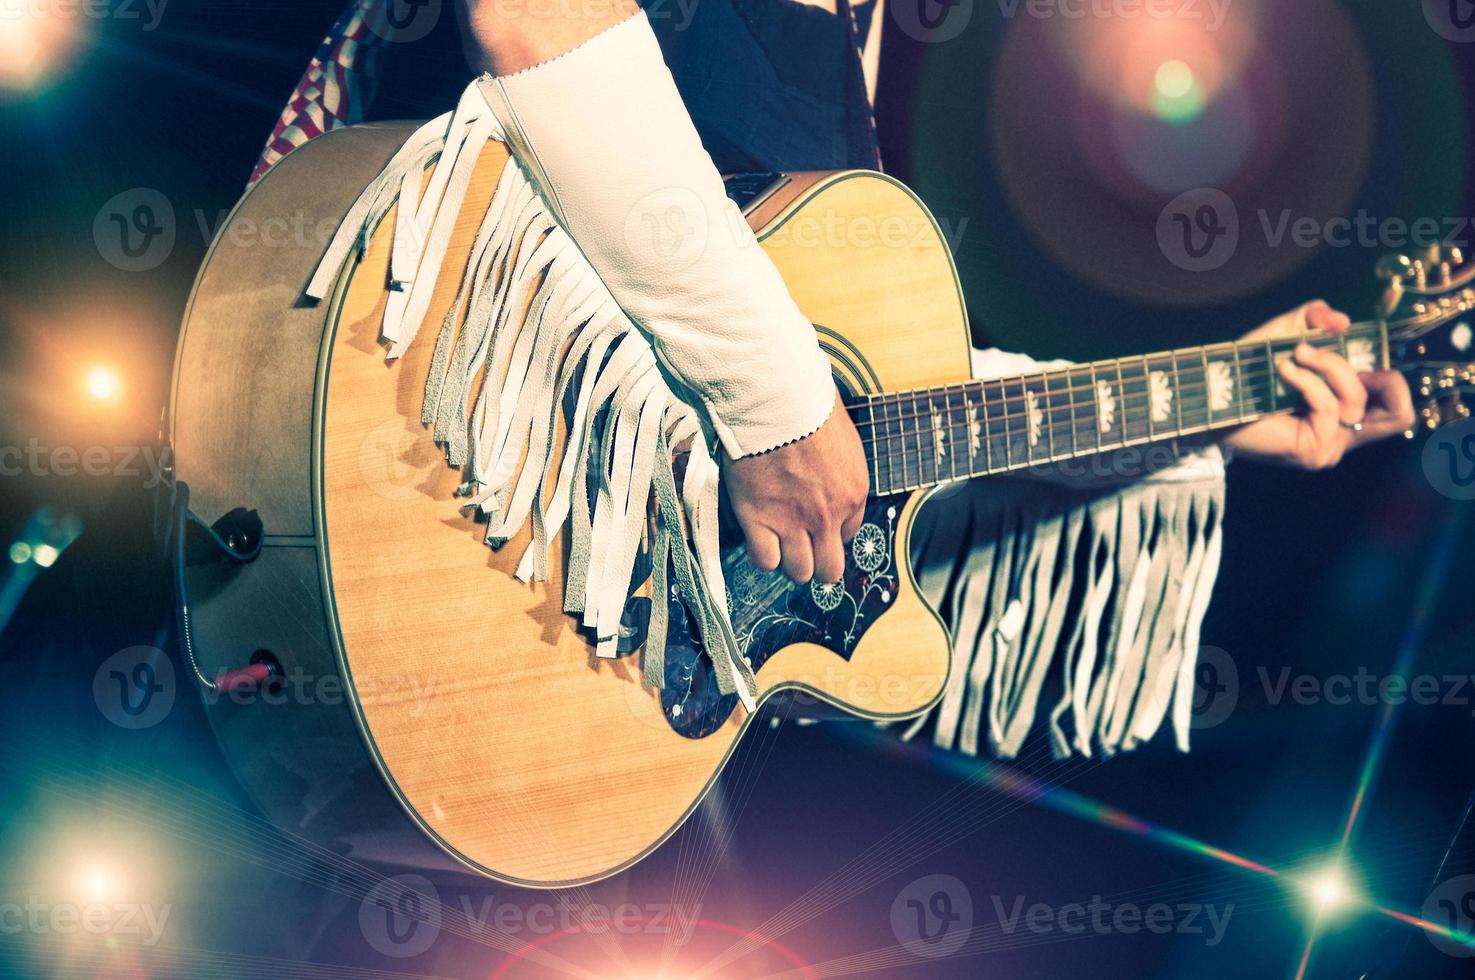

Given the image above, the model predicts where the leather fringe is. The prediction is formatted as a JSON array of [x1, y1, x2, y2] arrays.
[[905, 474, 1225, 759], [304, 96, 758, 708]]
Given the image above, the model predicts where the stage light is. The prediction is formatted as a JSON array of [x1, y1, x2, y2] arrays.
[[85, 365, 122, 401], [1154, 60, 1195, 100], [1150, 59, 1206, 125], [0, 8, 83, 93], [32, 543, 59, 568], [1300, 864, 1357, 918], [76, 862, 119, 902], [9, 542, 31, 564]]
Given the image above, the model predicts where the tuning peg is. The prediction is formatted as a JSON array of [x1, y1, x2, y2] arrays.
[[1376, 253, 1413, 280]]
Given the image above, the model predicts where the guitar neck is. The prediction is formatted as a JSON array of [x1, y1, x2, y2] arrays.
[[854, 321, 1390, 495]]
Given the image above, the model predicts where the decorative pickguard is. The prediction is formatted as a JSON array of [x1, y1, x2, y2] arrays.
[[651, 495, 910, 738]]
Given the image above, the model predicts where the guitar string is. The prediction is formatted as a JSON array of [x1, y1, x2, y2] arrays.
[[852, 355, 1331, 439], [852, 367, 1293, 471], [848, 349, 1364, 430], [851, 325, 1386, 412]]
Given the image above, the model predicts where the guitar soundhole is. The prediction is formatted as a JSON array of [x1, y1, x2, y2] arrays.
[[656, 494, 910, 738]]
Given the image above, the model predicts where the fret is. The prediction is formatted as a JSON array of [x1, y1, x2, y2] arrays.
[[888, 395, 908, 493], [1142, 355, 1156, 440], [1089, 362, 1104, 454], [910, 392, 928, 490], [1115, 358, 1132, 445], [1174, 348, 1204, 434], [860, 400, 878, 493], [1040, 372, 1056, 462], [1199, 346, 1215, 426], [877, 396, 894, 494], [1265, 340, 1278, 413], [1065, 366, 1081, 460], [962, 385, 982, 477], [950, 386, 964, 479], [1231, 344, 1248, 423], [1170, 351, 1185, 435], [1022, 376, 1041, 467], [980, 380, 997, 475], [997, 378, 1013, 471]]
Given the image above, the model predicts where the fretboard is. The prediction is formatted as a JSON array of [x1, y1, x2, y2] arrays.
[[853, 322, 1389, 495]]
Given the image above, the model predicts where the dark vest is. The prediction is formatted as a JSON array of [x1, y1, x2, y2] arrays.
[[368, 0, 879, 174]]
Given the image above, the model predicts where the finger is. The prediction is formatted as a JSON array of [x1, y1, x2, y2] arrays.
[[743, 523, 782, 572], [778, 531, 815, 584], [1302, 300, 1352, 335], [1358, 370, 1416, 440], [1294, 343, 1368, 422], [840, 505, 865, 543], [1278, 356, 1344, 461], [811, 527, 847, 585]]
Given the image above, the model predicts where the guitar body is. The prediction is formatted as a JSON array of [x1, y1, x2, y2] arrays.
[[171, 123, 970, 886]]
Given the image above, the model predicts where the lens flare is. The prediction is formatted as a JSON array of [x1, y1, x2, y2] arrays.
[[1301, 864, 1357, 917], [0, 8, 87, 93], [1155, 60, 1195, 99], [1152, 59, 1206, 124], [85, 365, 122, 401]]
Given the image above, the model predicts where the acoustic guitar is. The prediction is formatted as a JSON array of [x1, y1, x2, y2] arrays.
[[169, 122, 1475, 887]]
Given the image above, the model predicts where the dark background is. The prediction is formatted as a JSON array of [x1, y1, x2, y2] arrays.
[[4, 1, 1475, 977]]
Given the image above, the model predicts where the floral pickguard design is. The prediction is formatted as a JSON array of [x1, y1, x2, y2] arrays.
[[653, 495, 907, 738]]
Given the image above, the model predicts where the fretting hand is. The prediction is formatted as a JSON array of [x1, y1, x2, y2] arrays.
[[1223, 300, 1416, 468]]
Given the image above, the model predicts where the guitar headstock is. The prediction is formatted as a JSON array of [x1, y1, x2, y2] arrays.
[[1377, 245, 1475, 434]]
